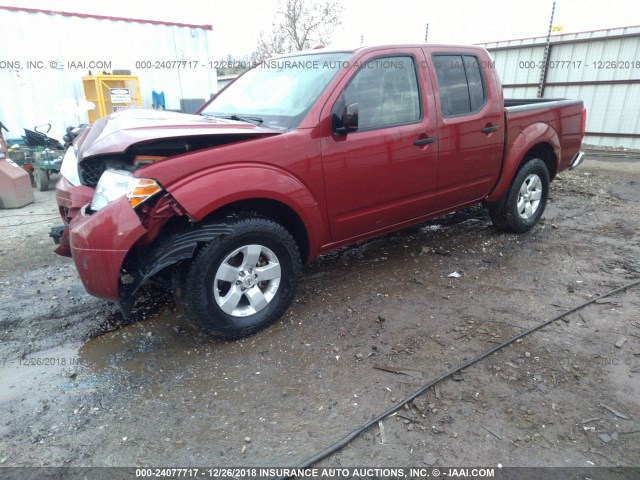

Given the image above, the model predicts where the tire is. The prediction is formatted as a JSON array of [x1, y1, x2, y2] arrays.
[[487, 157, 549, 233], [34, 169, 49, 191], [182, 218, 301, 339]]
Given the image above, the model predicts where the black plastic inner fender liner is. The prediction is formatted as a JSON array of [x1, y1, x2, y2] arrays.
[[117, 222, 233, 318]]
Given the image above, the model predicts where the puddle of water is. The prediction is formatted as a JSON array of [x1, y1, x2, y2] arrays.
[[0, 345, 85, 403], [78, 309, 200, 373], [0, 310, 201, 405]]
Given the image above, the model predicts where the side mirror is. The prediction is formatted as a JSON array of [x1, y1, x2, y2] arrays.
[[334, 103, 359, 135]]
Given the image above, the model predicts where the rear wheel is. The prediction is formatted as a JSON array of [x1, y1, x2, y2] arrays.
[[182, 218, 301, 339], [487, 157, 549, 233]]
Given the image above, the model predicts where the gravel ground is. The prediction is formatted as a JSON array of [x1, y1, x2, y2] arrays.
[[0, 157, 639, 470]]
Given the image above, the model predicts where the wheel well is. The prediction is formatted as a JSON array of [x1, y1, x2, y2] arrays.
[[522, 143, 557, 180], [201, 198, 310, 264]]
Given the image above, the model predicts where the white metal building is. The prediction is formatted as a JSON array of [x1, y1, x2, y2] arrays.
[[478, 25, 640, 149], [0, 6, 216, 143]]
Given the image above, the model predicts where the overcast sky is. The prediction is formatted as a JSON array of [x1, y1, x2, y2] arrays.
[[3, 0, 639, 58]]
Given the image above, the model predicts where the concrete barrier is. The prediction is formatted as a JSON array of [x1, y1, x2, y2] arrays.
[[0, 158, 35, 208]]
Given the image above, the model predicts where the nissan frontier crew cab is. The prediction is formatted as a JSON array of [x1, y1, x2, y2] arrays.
[[52, 44, 586, 339]]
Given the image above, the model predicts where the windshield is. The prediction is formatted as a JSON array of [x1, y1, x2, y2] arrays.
[[202, 52, 353, 130]]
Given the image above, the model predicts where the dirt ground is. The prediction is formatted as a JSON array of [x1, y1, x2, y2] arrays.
[[0, 156, 639, 470]]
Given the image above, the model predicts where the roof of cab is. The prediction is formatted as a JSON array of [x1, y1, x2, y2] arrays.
[[271, 43, 488, 59]]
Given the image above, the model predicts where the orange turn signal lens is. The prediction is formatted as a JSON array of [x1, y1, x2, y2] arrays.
[[127, 178, 162, 208]]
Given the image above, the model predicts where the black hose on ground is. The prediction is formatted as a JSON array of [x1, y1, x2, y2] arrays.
[[278, 277, 640, 478]]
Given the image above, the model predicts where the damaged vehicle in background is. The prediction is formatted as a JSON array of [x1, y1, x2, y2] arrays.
[[52, 44, 586, 339]]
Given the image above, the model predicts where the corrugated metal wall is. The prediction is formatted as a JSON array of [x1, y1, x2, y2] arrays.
[[0, 7, 216, 143], [479, 26, 640, 149]]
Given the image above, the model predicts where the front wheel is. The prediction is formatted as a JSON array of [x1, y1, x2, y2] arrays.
[[182, 218, 301, 339], [487, 157, 550, 233]]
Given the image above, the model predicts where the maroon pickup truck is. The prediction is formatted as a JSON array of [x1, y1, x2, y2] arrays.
[[53, 44, 586, 339]]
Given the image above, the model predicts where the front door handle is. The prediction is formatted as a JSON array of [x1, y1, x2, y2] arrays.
[[414, 137, 436, 146], [481, 125, 499, 134]]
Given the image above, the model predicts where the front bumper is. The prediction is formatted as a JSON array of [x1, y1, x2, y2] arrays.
[[53, 176, 95, 257], [69, 196, 146, 301]]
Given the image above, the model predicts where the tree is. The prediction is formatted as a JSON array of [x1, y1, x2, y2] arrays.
[[255, 0, 343, 60]]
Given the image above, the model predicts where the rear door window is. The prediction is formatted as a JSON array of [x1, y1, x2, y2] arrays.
[[433, 54, 486, 117]]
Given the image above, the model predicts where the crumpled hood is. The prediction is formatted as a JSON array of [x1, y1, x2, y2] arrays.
[[75, 108, 280, 160]]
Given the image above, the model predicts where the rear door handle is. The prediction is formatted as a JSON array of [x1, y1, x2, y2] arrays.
[[414, 137, 436, 146], [481, 126, 499, 134]]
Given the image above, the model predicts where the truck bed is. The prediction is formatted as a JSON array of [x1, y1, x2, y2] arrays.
[[503, 98, 584, 175], [504, 98, 583, 112]]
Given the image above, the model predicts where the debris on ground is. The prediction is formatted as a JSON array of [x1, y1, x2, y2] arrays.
[[378, 421, 386, 444], [599, 403, 631, 420], [615, 336, 628, 348], [483, 426, 503, 440], [423, 453, 438, 466], [373, 363, 423, 379]]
